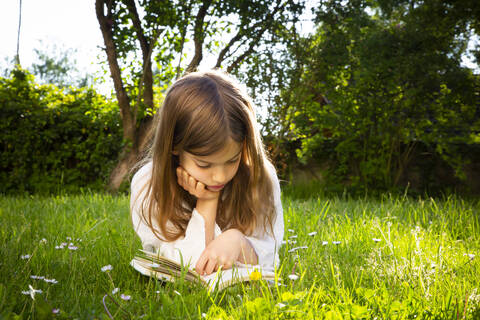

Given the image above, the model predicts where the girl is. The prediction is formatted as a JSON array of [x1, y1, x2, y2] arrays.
[[130, 69, 283, 276]]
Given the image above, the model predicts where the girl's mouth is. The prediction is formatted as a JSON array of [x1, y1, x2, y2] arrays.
[[207, 184, 225, 191]]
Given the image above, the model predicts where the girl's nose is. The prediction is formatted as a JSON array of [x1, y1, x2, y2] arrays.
[[212, 166, 226, 183]]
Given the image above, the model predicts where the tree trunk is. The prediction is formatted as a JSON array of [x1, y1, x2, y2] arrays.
[[96, 0, 139, 192]]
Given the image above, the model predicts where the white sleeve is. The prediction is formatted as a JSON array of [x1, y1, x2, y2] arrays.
[[244, 162, 284, 270], [130, 162, 208, 268]]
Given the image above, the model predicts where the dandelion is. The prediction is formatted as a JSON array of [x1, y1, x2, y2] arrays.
[[174, 290, 181, 296], [101, 265, 113, 272], [288, 274, 299, 281], [40, 238, 47, 244], [112, 288, 120, 295], [21, 285, 42, 300], [55, 245, 64, 250], [44, 278, 58, 284], [276, 302, 286, 308], [156, 290, 161, 294], [120, 294, 131, 301], [373, 238, 381, 243], [322, 241, 328, 246], [332, 241, 341, 245], [30, 275, 45, 280], [202, 313, 207, 318], [52, 308, 60, 314], [308, 231, 317, 236], [21, 254, 31, 260], [249, 269, 262, 281]]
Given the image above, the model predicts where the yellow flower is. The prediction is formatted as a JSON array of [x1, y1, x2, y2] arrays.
[[249, 269, 262, 281]]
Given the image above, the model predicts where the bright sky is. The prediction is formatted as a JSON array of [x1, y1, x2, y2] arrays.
[[0, 0, 476, 91], [0, 0, 104, 75]]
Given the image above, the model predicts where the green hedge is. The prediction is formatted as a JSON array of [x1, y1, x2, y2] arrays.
[[0, 69, 123, 194]]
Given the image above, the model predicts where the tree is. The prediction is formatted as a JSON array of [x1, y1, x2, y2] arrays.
[[272, 0, 480, 191], [30, 43, 92, 88], [95, 0, 305, 191]]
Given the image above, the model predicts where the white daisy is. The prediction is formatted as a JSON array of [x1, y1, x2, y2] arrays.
[[120, 294, 131, 301], [464, 253, 475, 260], [308, 231, 317, 236], [21, 285, 42, 300], [101, 265, 113, 272], [44, 278, 58, 284], [288, 274, 299, 281]]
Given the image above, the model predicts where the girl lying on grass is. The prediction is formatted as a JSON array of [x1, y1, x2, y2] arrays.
[[130, 69, 283, 276]]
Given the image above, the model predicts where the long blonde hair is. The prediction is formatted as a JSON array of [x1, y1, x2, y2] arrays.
[[135, 69, 275, 241]]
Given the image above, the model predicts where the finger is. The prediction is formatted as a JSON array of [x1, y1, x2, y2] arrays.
[[188, 176, 197, 190], [204, 258, 218, 275], [195, 181, 206, 193], [195, 254, 207, 275], [182, 170, 189, 188]]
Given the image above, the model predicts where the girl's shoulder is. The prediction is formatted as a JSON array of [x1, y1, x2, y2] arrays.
[[131, 161, 153, 190], [264, 160, 278, 180]]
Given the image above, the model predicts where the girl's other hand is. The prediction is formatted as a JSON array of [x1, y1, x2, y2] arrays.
[[195, 229, 243, 275], [176, 166, 220, 200]]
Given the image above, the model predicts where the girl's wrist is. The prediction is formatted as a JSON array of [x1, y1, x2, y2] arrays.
[[196, 197, 218, 221]]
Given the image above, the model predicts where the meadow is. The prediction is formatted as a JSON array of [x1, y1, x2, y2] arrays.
[[0, 189, 479, 319]]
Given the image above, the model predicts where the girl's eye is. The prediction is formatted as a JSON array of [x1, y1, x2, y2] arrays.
[[228, 158, 239, 164], [197, 163, 211, 169]]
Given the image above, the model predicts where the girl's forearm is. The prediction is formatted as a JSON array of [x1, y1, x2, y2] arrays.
[[196, 198, 218, 246]]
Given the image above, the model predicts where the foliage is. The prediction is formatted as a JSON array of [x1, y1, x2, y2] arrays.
[[95, 0, 306, 190], [270, 0, 480, 192], [0, 193, 479, 318], [30, 42, 92, 88], [0, 68, 123, 194]]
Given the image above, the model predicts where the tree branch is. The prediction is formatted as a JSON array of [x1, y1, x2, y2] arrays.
[[176, 1, 194, 79], [225, 2, 286, 72], [185, 0, 213, 73]]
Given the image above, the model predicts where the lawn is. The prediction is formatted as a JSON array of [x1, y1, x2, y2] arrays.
[[0, 190, 479, 319]]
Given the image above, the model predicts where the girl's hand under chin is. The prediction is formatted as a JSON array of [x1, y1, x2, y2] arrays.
[[176, 166, 220, 200]]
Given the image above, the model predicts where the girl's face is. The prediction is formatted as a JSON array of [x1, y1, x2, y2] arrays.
[[178, 138, 243, 192]]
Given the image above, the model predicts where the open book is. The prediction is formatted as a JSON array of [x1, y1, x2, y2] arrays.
[[130, 250, 276, 291]]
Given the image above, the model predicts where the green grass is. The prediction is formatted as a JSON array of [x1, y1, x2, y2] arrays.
[[1, 191, 479, 319]]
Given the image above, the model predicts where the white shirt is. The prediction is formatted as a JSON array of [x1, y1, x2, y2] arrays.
[[130, 161, 284, 270]]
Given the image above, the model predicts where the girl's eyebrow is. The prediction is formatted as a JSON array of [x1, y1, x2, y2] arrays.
[[195, 150, 242, 164]]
